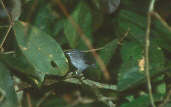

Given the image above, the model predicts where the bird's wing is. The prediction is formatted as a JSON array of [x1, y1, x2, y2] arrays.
[[81, 52, 95, 66]]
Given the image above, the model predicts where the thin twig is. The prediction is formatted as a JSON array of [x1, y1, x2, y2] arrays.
[[118, 28, 130, 45], [56, 0, 110, 80], [151, 11, 171, 32], [144, 0, 156, 107], [0, 51, 15, 54], [26, 92, 32, 107], [0, 0, 13, 50], [81, 47, 104, 52], [36, 91, 52, 107], [64, 47, 104, 53], [0, 24, 13, 49]]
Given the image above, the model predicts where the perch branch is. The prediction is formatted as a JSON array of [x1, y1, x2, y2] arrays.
[[64, 78, 117, 91]]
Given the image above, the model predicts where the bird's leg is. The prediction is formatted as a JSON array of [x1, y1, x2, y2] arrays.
[[75, 69, 82, 75], [75, 70, 83, 76]]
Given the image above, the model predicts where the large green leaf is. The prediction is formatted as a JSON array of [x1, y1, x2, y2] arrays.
[[64, 1, 93, 49], [0, 53, 41, 84], [0, 62, 18, 107], [33, 3, 58, 37], [117, 9, 171, 51], [152, 20, 171, 52], [13, 21, 69, 82], [99, 39, 118, 65], [118, 41, 165, 91], [165, 103, 171, 107], [117, 10, 146, 44]]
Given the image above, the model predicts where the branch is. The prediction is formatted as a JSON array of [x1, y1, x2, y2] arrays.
[[64, 78, 117, 91], [151, 11, 171, 32], [144, 0, 156, 107]]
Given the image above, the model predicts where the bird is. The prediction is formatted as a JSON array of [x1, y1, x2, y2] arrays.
[[65, 49, 96, 74]]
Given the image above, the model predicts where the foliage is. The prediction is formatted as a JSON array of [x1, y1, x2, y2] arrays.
[[0, 0, 171, 107]]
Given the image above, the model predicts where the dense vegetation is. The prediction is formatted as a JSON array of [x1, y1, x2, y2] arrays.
[[0, 0, 171, 107]]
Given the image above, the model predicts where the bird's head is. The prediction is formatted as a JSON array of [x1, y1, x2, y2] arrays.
[[65, 49, 82, 58]]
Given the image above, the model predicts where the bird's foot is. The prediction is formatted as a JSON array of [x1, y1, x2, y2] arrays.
[[74, 70, 85, 80]]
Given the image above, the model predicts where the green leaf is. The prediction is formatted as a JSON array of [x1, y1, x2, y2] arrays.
[[117, 10, 146, 44], [121, 42, 143, 62], [0, 53, 41, 84], [121, 95, 150, 107], [33, 2, 57, 37], [11, 0, 21, 21], [118, 41, 165, 91], [117, 9, 171, 51], [165, 103, 171, 107], [152, 19, 171, 52], [99, 39, 118, 65], [13, 21, 69, 82], [121, 94, 163, 107], [0, 62, 18, 107], [53, 19, 68, 45], [64, 1, 93, 49], [156, 83, 166, 95]]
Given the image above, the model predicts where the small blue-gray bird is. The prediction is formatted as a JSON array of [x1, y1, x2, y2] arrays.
[[65, 49, 96, 74]]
